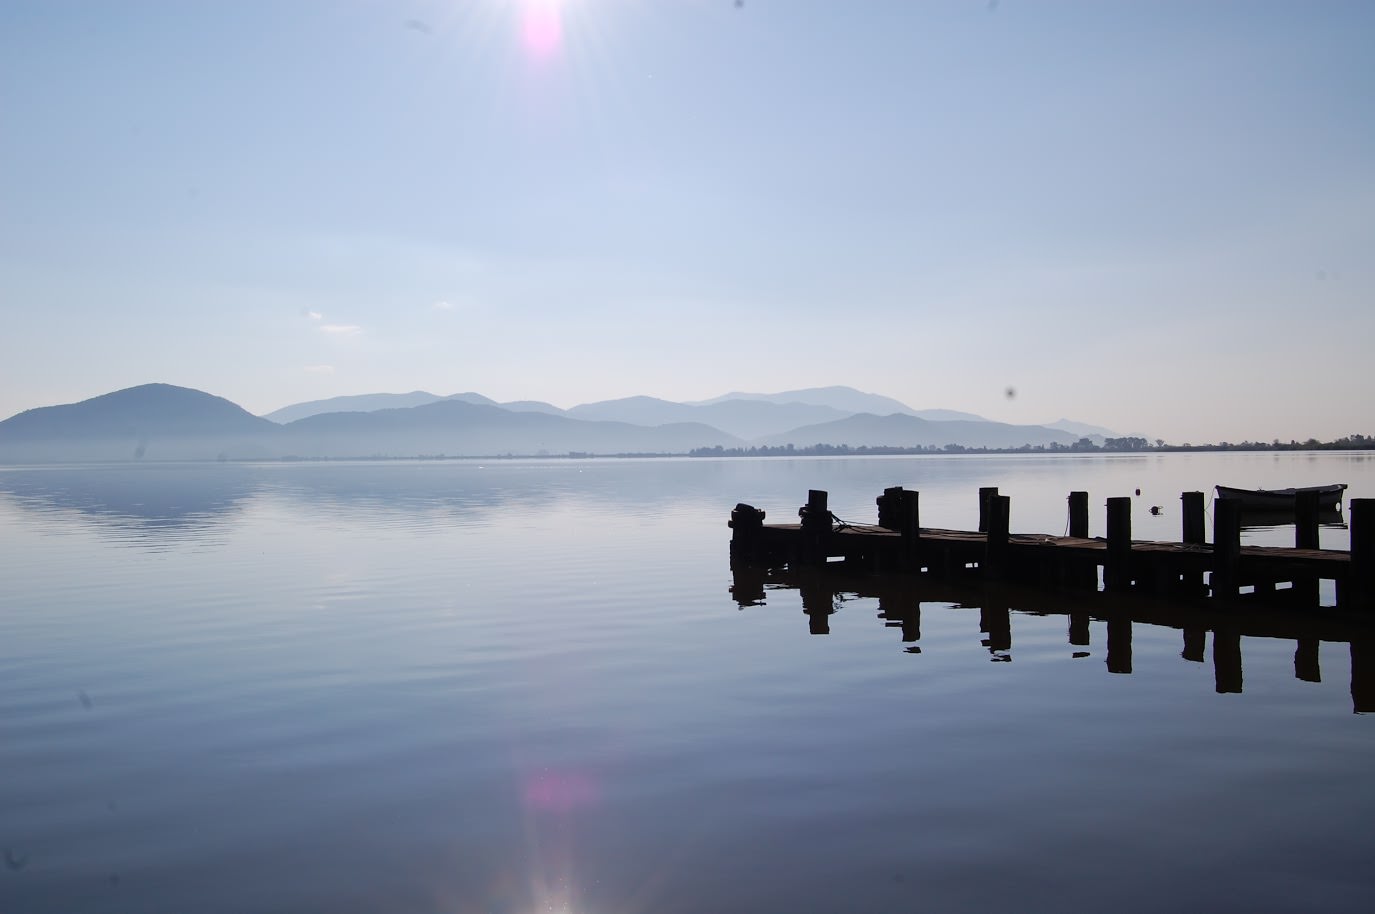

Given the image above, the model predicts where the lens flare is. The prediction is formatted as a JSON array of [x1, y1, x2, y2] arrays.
[[521, 0, 564, 59]]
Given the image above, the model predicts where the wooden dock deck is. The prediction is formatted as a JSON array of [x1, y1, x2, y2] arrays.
[[729, 487, 1374, 611]]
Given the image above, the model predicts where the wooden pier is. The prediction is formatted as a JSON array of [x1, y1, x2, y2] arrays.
[[729, 487, 1375, 612]]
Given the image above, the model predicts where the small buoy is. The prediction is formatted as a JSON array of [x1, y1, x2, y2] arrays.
[[1135, 488, 1141, 496], [1150, 506, 1162, 516]]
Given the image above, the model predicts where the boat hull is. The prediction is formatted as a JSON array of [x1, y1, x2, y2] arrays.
[[1215, 484, 1347, 511]]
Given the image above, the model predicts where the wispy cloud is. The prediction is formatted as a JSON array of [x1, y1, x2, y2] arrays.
[[304, 364, 335, 374], [431, 300, 455, 311], [307, 310, 323, 321], [320, 324, 361, 336]]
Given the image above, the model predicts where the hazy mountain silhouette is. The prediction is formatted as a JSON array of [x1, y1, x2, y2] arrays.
[[687, 385, 987, 422], [267, 384, 1003, 439], [280, 400, 741, 457], [264, 391, 496, 423], [756, 413, 1078, 449], [0, 384, 282, 461], [568, 395, 851, 439], [499, 400, 566, 415], [1043, 418, 1122, 440], [1, 383, 1108, 462]]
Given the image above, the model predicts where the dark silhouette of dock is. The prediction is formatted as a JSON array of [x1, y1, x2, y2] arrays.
[[729, 487, 1374, 612]]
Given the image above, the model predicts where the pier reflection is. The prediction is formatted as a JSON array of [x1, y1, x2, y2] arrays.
[[731, 564, 1375, 713]]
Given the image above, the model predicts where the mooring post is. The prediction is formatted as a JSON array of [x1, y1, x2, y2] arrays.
[[1295, 490, 1321, 550], [900, 489, 921, 570], [1348, 499, 1374, 611], [1068, 491, 1089, 538], [798, 489, 831, 566], [1181, 492, 1206, 544], [1063, 491, 1095, 589], [1179, 491, 1207, 596], [728, 503, 766, 566], [877, 486, 903, 530], [984, 494, 1010, 580], [1105, 497, 1132, 592], [978, 486, 999, 534], [1211, 498, 1242, 602], [1293, 489, 1321, 606]]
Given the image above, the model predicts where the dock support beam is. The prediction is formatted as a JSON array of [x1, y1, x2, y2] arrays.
[[1068, 491, 1089, 538], [799, 489, 831, 566], [900, 489, 921, 570], [729, 503, 766, 565], [978, 487, 999, 534], [985, 494, 1010, 580], [1105, 497, 1132, 592], [1180, 491, 1206, 595], [1212, 498, 1242, 602], [1349, 499, 1374, 611], [1294, 490, 1321, 605]]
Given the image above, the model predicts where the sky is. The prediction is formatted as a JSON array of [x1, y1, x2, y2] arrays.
[[1, 0, 1371, 443]]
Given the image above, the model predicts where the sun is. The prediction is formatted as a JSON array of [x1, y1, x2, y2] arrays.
[[519, 0, 569, 59]]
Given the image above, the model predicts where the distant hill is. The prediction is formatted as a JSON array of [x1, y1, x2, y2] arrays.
[[0, 384, 282, 461], [281, 400, 740, 457], [499, 400, 566, 415], [757, 413, 1078, 449], [1043, 418, 1121, 440], [0, 382, 1118, 462], [264, 391, 499, 423], [688, 385, 987, 422], [689, 385, 917, 414], [567, 395, 854, 439]]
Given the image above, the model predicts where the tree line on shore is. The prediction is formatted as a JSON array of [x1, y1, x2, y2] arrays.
[[687, 434, 1375, 458]]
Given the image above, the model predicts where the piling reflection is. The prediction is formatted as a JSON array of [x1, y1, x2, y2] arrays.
[[731, 564, 1375, 713]]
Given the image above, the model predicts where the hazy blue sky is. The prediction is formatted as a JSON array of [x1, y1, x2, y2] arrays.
[[2, 1, 1371, 442]]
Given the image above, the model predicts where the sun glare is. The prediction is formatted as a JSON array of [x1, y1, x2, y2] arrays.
[[520, 0, 566, 59]]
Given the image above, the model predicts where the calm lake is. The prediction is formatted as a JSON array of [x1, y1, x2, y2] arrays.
[[2, 452, 1373, 913]]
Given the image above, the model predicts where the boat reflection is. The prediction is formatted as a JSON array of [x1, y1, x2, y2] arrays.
[[730, 564, 1375, 713]]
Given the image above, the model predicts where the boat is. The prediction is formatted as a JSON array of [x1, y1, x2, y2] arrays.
[[1215, 483, 1347, 511]]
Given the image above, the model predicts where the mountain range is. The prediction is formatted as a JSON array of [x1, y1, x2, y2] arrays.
[[0, 384, 1112, 462]]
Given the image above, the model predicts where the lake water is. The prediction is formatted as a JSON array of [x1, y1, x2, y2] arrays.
[[2, 452, 1373, 913]]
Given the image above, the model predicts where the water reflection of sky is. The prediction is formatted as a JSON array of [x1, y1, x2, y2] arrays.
[[2, 455, 1373, 912]]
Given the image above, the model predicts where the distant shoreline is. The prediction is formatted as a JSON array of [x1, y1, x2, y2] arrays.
[[4, 439, 1373, 466]]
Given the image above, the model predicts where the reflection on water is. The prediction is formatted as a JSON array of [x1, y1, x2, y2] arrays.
[[732, 564, 1375, 712], [3, 455, 1374, 913]]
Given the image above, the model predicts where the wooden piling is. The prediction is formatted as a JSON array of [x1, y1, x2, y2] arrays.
[[1181, 492, 1205, 545], [1177, 491, 1206, 595], [1105, 497, 1132, 592], [1295, 490, 1321, 550], [1349, 499, 1374, 611], [1068, 491, 1089, 538], [978, 487, 999, 534], [900, 489, 921, 569], [728, 503, 766, 565], [1211, 498, 1242, 602], [799, 489, 831, 566], [985, 494, 1010, 579], [876, 486, 904, 531]]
